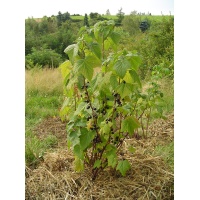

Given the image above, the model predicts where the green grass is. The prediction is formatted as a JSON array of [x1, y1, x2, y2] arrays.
[[70, 15, 118, 21], [25, 94, 63, 166], [161, 79, 174, 114], [70, 15, 84, 20], [25, 95, 63, 118], [25, 68, 64, 166], [26, 129, 58, 167], [154, 141, 174, 172]]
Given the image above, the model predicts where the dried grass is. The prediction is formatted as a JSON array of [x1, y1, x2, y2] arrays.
[[26, 114, 174, 200], [25, 68, 63, 95], [26, 151, 173, 199]]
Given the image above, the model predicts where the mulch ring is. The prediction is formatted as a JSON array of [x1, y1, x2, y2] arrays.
[[26, 114, 174, 200]]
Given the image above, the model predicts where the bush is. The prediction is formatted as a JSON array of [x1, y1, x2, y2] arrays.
[[25, 47, 63, 68], [122, 15, 141, 35], [60, 20, 166, 180]]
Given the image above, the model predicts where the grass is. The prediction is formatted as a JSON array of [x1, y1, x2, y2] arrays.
[[25, 67, 63, 96], [142, 77, 174, 115], [159, 78, 174, 114], [25, 68, 64, 166], [154, 141, 174, 172]]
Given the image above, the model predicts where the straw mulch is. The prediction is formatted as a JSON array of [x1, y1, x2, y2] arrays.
[[26, 114, 174, 200]]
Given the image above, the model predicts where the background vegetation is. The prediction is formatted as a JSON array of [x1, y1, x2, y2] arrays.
[[25, 10, 173, 79]]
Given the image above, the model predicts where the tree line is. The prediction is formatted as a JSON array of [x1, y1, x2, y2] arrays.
[[25, 10, 174, 79]]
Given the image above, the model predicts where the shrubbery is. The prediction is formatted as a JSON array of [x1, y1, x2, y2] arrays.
[[60, 20, 167, 180], [120, 16, 174, 79], [25, 47, 62, 68]]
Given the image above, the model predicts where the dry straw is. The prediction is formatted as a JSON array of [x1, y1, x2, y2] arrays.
[[26, 114, 174, 199], [25, 68, 63, 95]]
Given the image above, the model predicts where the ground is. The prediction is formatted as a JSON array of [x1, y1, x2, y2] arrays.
[[26, 114, 174, 200]]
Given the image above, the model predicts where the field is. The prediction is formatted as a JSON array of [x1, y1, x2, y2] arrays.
[[25, 68, 174, 199], [70, 15, 118, 20], [70, 15, 172, 22]]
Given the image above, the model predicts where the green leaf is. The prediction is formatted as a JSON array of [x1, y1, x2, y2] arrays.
[[121, 116, 140, 135], [117, 106, 129, 115], [129, 70, 142, 88], [77, 74, 85, 90], [73, 156, 84, 172], [128, 146, 136, 154], [59, 60, 72, 79], [106, 144, 117, 156], [126, 53, 142, 71], [94, 20, 114, 42], [89, 42, 102, 59], [123, 71, 134, 84], [74, 144, 84, 160], [113, 57, 131, 79], [93, 160, 101, 168], [107, 154, 117, 168], [74, 102, 86, 116], [79, 128, 95, 150], [116, 82, 133, 98], [110, 74, 119, 90], [75, 55, 101, 81], [99, 71, 112, 91], [116, 160, 131, 176], [64, 44, 78, 63], [68, 130, 81, 148], [102, 123, 110, 134], [109, 31, 121, 45]]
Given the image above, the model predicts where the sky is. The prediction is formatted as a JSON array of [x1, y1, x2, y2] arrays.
[[24, 0, 174, 18]]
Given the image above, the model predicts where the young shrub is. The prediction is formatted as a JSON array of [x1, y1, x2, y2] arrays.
[[60, 20, 143, 180]]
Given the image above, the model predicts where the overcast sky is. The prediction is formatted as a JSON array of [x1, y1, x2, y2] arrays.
[[24, 0, 174, 18]]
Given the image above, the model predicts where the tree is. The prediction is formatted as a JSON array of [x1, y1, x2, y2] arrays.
[[38, 17, 49, 34], [83, 14, 89, 27], [62, 12, 71, 21], [116, 8, 125, 26], [130, 10, 137, 15], [57, 11, 63, 26], [56, 11, 71, 26], [89, 12, 99, 19], [122, 15, 141, 35], [106, 9, 111, 16]]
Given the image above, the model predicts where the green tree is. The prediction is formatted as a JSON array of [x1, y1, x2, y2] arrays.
[[116, 8, 125, 26], [106, 9, 111, 16], [63, 12, 71, 21], [38, 17, 49, 34], [57, 11, 63, 26], [25, 18, 41, 55], [83, 13, 89, 27], [122, 15, 141, 35], [89, 12, 99, 19]]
